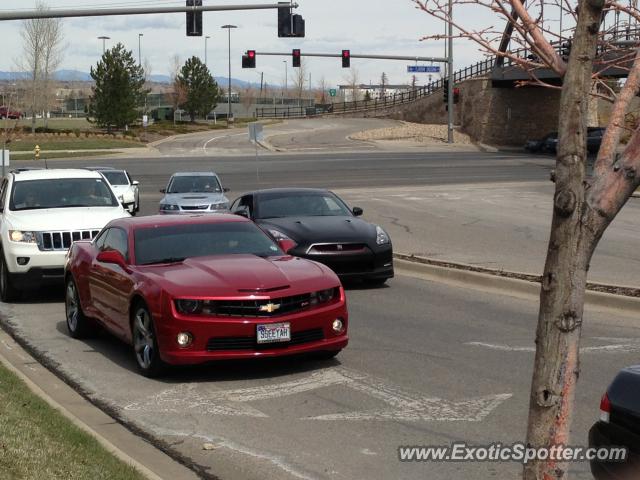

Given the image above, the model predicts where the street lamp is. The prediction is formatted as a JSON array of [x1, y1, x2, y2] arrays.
[[138, 33, 143, 66], [283, 60, 288, 98], [221, 24, 237, 127], [98, 36, 110, 54], [205, 35, 210, 67]]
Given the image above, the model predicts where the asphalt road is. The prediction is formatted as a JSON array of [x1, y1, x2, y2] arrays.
[[3, 273, 638, 480]]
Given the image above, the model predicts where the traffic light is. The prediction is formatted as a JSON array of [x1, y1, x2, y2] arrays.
[[292, 49, 301, 67], [186, 0, 202, 37], [341, 50, 350, 68], [242, 50, 256, 69], [453, 87, 460, 104], [278, 2, 305, 37], [443, 79, 449, 103]]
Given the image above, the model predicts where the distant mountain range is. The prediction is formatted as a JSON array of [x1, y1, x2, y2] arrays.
[[0, 70, 256, 88]]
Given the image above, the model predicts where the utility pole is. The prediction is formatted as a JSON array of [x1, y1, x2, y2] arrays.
[[205, 35, 210, 67], [221, 24, 237, 126], [283, 60, 288, 98], [98, 35, 110, 53], [447, 0, 454, 144], [138, 32, 143, 65]]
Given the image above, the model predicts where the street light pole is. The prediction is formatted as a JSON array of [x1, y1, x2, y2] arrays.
[[98, 35, 110, 53], [205, 35, 210, 67], [138, 33, 143, 65], [221, 24, 237, 127], [447, 0, 454, 144], [283, 60, 288, 98]]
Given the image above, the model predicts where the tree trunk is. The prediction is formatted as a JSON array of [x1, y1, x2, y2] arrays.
[[523, 0, 605, 479]]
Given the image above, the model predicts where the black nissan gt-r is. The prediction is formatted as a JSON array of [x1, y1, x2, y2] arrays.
[[231, 188, 394, 284]]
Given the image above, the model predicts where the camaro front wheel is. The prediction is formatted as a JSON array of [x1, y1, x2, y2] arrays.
[[132, 303, 165, 377]]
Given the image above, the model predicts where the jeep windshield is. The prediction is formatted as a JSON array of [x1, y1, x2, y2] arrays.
[[11, 178, 119, 211]]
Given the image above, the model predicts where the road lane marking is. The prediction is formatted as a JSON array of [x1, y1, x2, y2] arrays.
[[125, 367, 511, 423], [466, 339, 640, 354], [203, 132, 248, 154]]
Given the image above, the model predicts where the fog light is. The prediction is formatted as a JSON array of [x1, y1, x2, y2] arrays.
[[176, 332, 193, 347], [332, 319, 344, 333], [17, 257, 30, 266]]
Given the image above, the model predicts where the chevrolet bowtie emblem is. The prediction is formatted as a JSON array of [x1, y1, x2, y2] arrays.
[[337, 244, 343, 251], [259, 303, 281, 313]]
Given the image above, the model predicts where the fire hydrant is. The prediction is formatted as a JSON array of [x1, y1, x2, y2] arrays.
[[34, 144, 40, 161]]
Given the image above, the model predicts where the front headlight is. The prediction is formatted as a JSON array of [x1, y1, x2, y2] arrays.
[[160, 204, 179, 212], [375, 225, 390, 245], [175, 299, 203, 314], [210, 202, 229, 211], [310, 287, 338, 306], [268, 228, 293, 242], [9, 230, 37, 243]]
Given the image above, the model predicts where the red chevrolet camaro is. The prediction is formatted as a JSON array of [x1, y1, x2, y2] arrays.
[[64, 214, 348, 377]]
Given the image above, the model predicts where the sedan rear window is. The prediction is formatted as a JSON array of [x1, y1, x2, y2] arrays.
[[11, 178, 119, 211], [134, 222, 282, 265]]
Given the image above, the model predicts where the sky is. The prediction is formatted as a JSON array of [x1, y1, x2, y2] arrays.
[[0, 0, 502, 89]]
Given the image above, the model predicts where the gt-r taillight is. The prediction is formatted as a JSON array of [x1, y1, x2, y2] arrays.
[[600, 392, 611, 423]]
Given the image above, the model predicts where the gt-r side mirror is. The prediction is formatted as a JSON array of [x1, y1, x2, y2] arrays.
[[159, 188, 166, 193], [278, 238, 296, 254], [352, 207, 364, 216], [97, 249, 129, 271], [223, 187, 231, 193]]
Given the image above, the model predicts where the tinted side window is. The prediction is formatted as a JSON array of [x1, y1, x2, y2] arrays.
[[103, 228, 129, 261], [94, 228, 110, 250], [0, 179, 8, 211]]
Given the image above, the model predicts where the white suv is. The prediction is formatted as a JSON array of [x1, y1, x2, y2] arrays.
[[0, 169, 130, 301]]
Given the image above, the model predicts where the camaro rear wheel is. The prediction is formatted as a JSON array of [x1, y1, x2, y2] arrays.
[[65, 277, 95, 338], [132, 303, 165, 377], [0, 252, 19, 302]]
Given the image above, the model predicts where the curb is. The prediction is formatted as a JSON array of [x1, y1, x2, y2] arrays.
[[0, 328, 201, 480], [394, 254, 640, 315]]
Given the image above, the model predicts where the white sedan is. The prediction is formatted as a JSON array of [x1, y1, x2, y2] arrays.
[[90, 167, 140, 215]]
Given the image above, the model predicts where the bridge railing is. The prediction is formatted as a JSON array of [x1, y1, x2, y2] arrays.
[[255, 30, 639, 119]]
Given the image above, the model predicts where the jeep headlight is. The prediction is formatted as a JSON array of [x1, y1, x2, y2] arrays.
[[9, 230, 37, 243], [375, 225, 390, 245]]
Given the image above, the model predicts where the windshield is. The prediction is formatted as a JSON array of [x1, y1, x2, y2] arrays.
[[11, 178, 119, 211], [256, 192, 351, 219], [167, 175, 222, 194], [134, 221, 282, 265], [101, 171, 129, 186]]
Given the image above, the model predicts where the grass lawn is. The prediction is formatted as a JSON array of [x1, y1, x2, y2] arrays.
[[10, 151, 122, 161], [0, 361, 146, 480], [8, 139, 141, 152]]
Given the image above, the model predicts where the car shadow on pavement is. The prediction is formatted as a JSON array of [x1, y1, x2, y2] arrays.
[[54, 320, 342, 384], [342, 279, 391, 291]]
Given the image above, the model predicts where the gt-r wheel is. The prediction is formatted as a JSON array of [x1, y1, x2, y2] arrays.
[[132, 303, 165, 377], [0, 252, 19, 302], [65, 277, 94, 338]]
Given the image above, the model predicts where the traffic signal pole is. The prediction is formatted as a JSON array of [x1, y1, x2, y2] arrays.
[[447, 0, 454, 144], [0, 3, 298, 20], [252, 52, 448, 62]]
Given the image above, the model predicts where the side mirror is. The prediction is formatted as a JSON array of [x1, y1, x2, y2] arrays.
[[278, 238, 296, 253], [159, 188, 166, 193], [235, 207, 250, 218], [96, 249, 128, 270], [352, 207, 364, 217], [223, 187, 230, 193], [132, 180, 139, 186]]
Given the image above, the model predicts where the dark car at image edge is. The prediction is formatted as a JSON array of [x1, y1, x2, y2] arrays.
[[589, 365, 640, 478]]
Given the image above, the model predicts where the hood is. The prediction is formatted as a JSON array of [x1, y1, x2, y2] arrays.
[[5, 207, 128, 231], [258, 216, 376, 245], [160, 192, 228, 206], [136, 254, 337, 297]]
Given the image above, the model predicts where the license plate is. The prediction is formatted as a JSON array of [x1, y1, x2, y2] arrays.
[[257, 322, 291, 344]]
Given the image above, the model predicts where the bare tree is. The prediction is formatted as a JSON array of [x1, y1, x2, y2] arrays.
[[169, 54, 186, 124], [380, 72, 389, 98], [292, 58, 308, 104], [317, 76, 329, 104], [345, 69, 361, 102], [17, 1, 63, 132], [241, 86, 257, 117], [413, 0, 640, 479]]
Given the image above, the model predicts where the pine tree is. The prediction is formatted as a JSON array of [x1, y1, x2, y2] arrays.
[[176, 56, 220, 122], [89, 43, 145, 132]]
